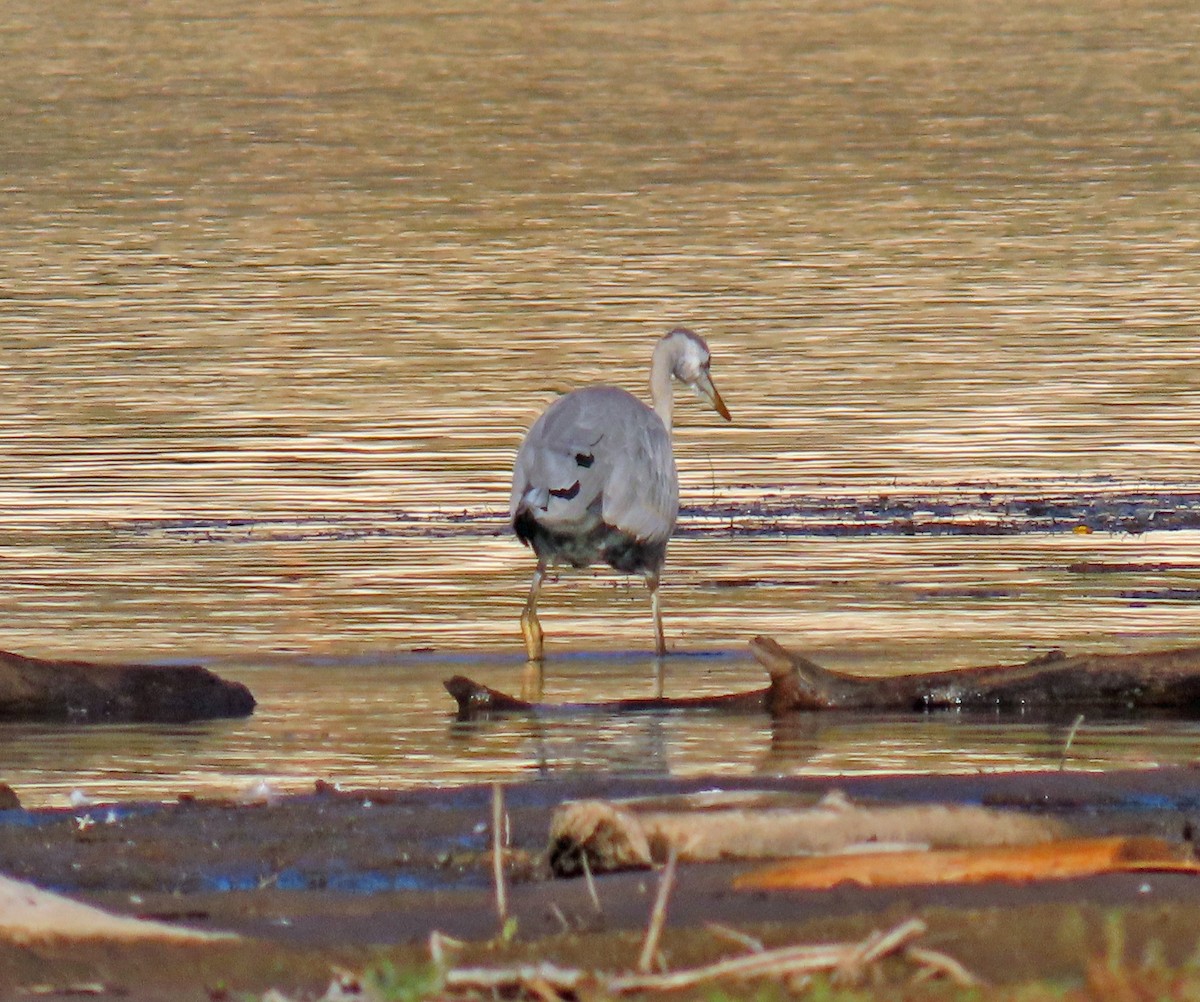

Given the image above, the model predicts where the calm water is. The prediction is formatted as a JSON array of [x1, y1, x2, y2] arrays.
[[3, 0, 1200, 806]]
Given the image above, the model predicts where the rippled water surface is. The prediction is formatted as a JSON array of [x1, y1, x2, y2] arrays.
[[4, 0, 1200, 806]]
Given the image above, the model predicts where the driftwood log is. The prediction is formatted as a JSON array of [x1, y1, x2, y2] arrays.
[[733, 836, 1200, 892], [749, 636, 1200, 713], [548, 789, 1067, 876], [0, 649, 255, 723], [444, 636, 1200, 719]]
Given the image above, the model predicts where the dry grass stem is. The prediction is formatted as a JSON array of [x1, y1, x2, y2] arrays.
[[1060, 713, 1086, 770], [428, 930, 467, 969], [524, 974, 564, 1002], [491, 783, 508, 925], [832, 919, 925, 986], [580, 852, 601, 914], [859, 918, 926, 965], [637, 847, 678, 973], [907, 945, 985, 987], [548, 903, 570, 934], [705, 922, 765, 953]]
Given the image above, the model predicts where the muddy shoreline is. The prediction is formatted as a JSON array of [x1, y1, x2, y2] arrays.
[[121, 484, 1200, 543], [3, 767, 1200, 998]]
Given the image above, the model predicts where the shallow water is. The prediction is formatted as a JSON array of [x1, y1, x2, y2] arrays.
[[3, 0, 1200, 806], [6, 652, 1200, 810]]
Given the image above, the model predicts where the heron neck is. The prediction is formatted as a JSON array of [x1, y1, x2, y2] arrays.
[[649, 341, 674, 435]]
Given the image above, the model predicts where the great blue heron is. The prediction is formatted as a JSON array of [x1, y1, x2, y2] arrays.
[[510, 327, 731, 661]]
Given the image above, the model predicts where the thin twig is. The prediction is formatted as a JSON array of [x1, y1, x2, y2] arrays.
[[907, 945, 984, 987], [617, 942, 853, 991], [549, 903, 571, 934], [832, 918, 926, 986], [428, 930, 467, 970], [442, 919, 944, 997], [491, 783, 508, 925], [858, 918, 926, 966], [1060, 713, 1086, 770], [580, 851, 602, 914], [638, 847, 678, 973], [624, 921, 924, 992], [523, 974, 565, 1002], [705, 922, 765, 953]]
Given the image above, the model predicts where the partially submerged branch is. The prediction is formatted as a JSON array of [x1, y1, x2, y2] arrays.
[[442, 674, 773, 719], [444, 637, 1200, 718], [749, 635, 1200, 712]]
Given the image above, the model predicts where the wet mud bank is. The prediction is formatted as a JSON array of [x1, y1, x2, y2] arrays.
[[3, 769, 1200, 997], [123, 483, 1200, 544]]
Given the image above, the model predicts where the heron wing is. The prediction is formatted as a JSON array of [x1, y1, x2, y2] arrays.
[[511, 386, 678, 545], [597, 400, 678, 545]]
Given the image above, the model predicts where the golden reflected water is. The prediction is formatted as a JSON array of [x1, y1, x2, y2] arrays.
[[3, 0, 1200, 805]]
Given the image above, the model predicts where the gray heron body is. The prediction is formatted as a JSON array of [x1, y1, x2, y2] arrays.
[[510, 327, 731, 660]]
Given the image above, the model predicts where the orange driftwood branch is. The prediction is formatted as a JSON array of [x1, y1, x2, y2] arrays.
[[733, 836, 1200, 892], [444, 637, 1200, 718]]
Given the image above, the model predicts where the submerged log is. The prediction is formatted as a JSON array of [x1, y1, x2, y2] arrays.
[[445, 636, 1200, 719], [0, 649, 256, 723]]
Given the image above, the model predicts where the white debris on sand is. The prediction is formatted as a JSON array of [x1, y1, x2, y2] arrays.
[[0, 873, 237, 944], [239, 779, 282, 806]]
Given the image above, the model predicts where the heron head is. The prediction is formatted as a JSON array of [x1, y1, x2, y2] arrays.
[[663, 327, 731, 421]]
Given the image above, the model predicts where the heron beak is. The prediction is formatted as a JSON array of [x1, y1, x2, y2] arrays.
[[694, 371, 732, 421]]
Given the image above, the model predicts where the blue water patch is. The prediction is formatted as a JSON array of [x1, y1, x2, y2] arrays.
[[323, 870, 433, 893], [1110, 792, 1200, 812], [0, 803, 155, 829], [0, 809, 55, 829], [200, 871, 265, 893], [197, 867, 456, 893]]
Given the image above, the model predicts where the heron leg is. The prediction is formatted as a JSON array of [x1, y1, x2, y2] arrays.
[[520, 563, 546, 662], [646, 570, 666, 657], [520, 658, 544, 702]]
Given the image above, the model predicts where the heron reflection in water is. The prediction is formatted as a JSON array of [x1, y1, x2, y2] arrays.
[[510, 327, 731, 688]]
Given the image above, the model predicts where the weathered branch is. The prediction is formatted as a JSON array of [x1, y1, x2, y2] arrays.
[[439, 919, 960, 996], [445, 637, 1200, 718], [750, 636, 1200, 712]]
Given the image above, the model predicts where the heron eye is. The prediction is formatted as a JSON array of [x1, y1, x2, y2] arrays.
[[550, 481, 581, 500], [575, 452, 594, 468]]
